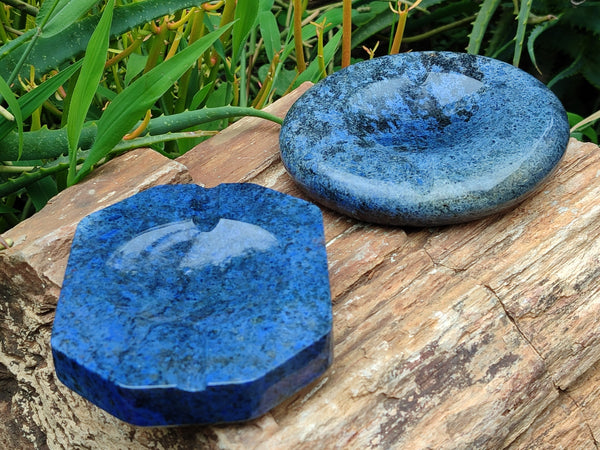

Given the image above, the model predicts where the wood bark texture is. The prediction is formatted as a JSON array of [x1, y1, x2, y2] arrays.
[[1, 83, 599, 449]]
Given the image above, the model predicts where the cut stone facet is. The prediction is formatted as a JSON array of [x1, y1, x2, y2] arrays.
[[279, 52, 570, 226], [51, 183, 332, 426]]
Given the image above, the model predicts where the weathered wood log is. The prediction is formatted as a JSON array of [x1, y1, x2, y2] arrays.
[[1, 83, 600, 448]]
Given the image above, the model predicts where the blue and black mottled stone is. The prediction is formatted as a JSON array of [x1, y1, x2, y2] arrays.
[[279, 52, 570, 226], [51, 183, 332, 426]]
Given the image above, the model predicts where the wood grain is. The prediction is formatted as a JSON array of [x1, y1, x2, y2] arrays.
[[1, 83, 599, 448]]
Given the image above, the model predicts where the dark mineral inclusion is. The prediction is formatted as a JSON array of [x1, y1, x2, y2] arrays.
[[51, 183, 332, 426], [280, 51, 570, 226]]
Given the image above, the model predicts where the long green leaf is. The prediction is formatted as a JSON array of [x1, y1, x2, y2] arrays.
[[232, 0, 259, 65], [0, 61, 82, 143], [0, 28, 36, 62], [570, 109, 600, 133], [39, 0, 100, 38], [259, 11, 281, 62], [527, 17, 559, 74], [25, 176, 58, 212], [67, 0, 114, 185], [73, 23, 234, 184], [513, 0, 533, 67], [0, 0, 214, 80], [0, 76, 23, 159], [466, 0, 501, 55], [0, 204, 17, 213], [259, 0, 274, 11], [36, 0, 60, 25]]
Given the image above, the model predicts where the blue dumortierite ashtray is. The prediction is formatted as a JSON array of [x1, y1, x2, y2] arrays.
[[280, 52, 570, 226], [51, 183, 332, 426]]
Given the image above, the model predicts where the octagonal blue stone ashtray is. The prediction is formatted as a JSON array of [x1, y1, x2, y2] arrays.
[[280, 51, 571, 226], [51, 183, 332, 426]]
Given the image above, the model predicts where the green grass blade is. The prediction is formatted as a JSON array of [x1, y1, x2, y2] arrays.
[[189, 81, 215, 110], [527, 17, 559, 74], [66, 0, 114, 185], [259, 0, 274, 11], [39, 0, 99, 37], [0, 61, 82, 145], [37, 0, 62, 28], [570, 109, 600, 133], [72, 23, 234, 184], [547, 50, 583, 89], [0, 0, 215, 80], [259, 11, 281, 62], [232, 0, 259, 65], [349, 4, 398, 50], [0, 28, 36, 62], [0, 76, 23, 159], [25, 176, 58, 211], [0, 204, 17, 214], [466, 0, 501, 54], [294, 29, 342, 87], [513, 0, 533, 67]]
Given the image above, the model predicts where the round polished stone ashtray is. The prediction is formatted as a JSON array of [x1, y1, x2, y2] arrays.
[[51, 183, 332, 426], [279, 51, 571, 226]]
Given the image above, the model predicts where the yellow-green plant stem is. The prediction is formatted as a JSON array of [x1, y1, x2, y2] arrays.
[[30, 105, 41, 130], [144, 18, 169, 74], [110, 64, 123, 93], [2, 0, 38, 18], [206, 0, 235, 70], [174, 8, 204, 114], [293, 0, 306, 72], [105, 36, 142, 68], [43, 99, 62, 119], [312, 18, 329, 79], [389, 0, 423, 54], [252, 53, 279, 109], [570, 109, 600, 133], [219, 0, 236, 45], [0, 164, 36, 173], [390, 4, 408, 54], [341, 0, 352, 67]]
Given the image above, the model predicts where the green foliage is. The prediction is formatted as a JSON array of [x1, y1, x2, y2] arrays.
[[569, 110, 600, 144], [66, 0, 114, 184], [466, 0, 501, 55], [0, 0, 211, 79], [0, 74, 23, 159], [513, 0, 533, 67], [0, 0, 598, 233]]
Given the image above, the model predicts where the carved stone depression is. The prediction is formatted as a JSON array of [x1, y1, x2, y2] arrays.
[[51, 183, 332, 426], [280, 52, 570, 226]]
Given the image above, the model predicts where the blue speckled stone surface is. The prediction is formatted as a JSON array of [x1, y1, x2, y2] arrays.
[[279, 52, 570, 226], [51, 183, 332, 426]]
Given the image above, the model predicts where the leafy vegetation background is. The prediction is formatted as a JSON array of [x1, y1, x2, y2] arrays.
[[0, 0, 598, 234]]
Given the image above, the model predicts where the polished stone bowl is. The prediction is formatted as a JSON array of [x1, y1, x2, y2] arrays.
[[280, 52, 570, 226], [51, 184, 332, 426]]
